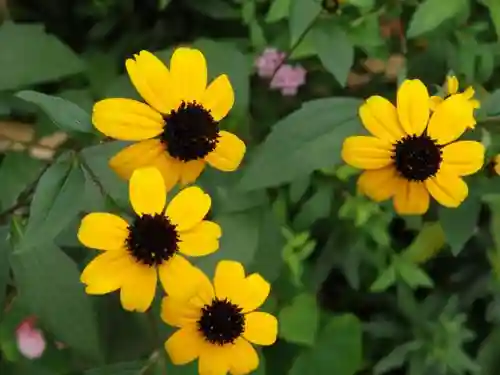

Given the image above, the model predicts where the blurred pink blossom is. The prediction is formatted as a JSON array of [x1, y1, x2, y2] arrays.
[[16, 316, 46, 359], [270, 64, 307, 96], [255, 48, 286, 78]]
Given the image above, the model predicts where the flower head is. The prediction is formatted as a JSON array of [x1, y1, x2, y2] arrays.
[[92, 48, 246, 191], [270, 64, 307, 96], [78, 167, 222, 312], [255, 48, 285, 78], [341, 79, 485, 215], [162, 260, 278, 375], [16, 317, 46, 359]]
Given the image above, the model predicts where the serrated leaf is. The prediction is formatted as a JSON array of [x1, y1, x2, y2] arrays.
[[279, 293, 319, 346], [16, 91, 93, 133], [289, 0, 321, 46], [407, 0, 467, 38], [313, 21, 354, 86], [395, 260, 433, 289], [0, 22, 84, 90], [266, 0, 291, 23], [10, 243, 102, 362], [239, 98, 362, 191]]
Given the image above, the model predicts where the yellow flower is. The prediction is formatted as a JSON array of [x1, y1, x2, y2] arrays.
[[77, 167, 222, 312], [162, 261, 278, 375], [430, 76, 480, 127], [491, 155, 500, 176], [341, 79, 485, 215], [92, 48, 247, 191]]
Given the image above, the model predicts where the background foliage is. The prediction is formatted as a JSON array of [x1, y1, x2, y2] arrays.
[[2, 0, 500, 374]]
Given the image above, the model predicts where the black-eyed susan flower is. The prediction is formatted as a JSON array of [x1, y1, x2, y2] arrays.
[[77, 167, 221, 312], [92, 48, 246, 191], [341, 79, 485, 215], [430, 76, 480, 123], [162, 260, 277, 375]]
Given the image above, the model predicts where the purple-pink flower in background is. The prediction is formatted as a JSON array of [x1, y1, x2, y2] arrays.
[[255, 48, 285, 78], [270, 64, 307, 96], [16, 316, 46, 359]]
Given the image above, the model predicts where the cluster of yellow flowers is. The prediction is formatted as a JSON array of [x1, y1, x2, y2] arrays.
[[78, 48, 277, 375]]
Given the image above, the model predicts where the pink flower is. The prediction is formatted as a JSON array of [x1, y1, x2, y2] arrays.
[[255, 48, 286, 78], [270, 64, 307, 96], [16, 316, 46, 359]]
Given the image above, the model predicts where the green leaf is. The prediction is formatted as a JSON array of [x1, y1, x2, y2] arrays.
[[407, 0, 467, 38], [266, 0, 291, 23], [239, 98, 362, 191], [374, 341, 421, 375], [279, 293, 319, 346], [17, 159, 85, 252], [84, 361, 146, 375], [439, 196, 481, 255], [0, 227, 9, 317], [289, 314, 363, 375], [370, 266, 396, 292], [10, 243, 102, 361], [15, 91, 93, 133], [293, 183, 332, 230], [313, 21, 354, 86], [289, 175, 311, 204], [402, 222, 446, 264], [0, 22, 84, 90], [0, 152, 44, 210], [289, 0, 321, 46], [184, 0, 240, 19], [477, 327, 500, 375], [395, 260, 434, 289], [484, 0, 500, 41]]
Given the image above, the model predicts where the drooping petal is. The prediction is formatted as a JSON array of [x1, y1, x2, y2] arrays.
[[92, 99, 164, 141], [165, 326, 204, 365], [243, 312, 278, 346], [120, 263, 157, 312], [166, 186, 211, 231], [446, 76, 459, 95], [78, 213, 129, 251], [341, 136, 394, 170], [129, 167, 166, 215], [236, 274, 271, 313], [180, 160, 206, 185], [228, 338, 260, 375], [214, 260, 245, 302], [161, 297, 201, 327], [393, 181, 430, 215], [357, 166, 401, 202], [81, 250, 132, 294], [427, 95, 476, 145], [396, 79, 430, 136], [178, 221, 221, 257], [201, 74, 234, 121], [441, 141, 485, 176], [425, 171, 468, 208], [159, 255, 214, 301], [125, 51, 179, 114], [170, 47, 207, 103], [109, 139, 181, 191], [198, 344, 231, 375], [205, 131, 246, 172], [359, 96, 405, 142]]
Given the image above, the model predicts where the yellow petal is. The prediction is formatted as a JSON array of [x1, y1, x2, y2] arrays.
[[81, 250, 132, 294], [170, 47, 207, 103], [120, 263, 157, 312], [165, 326, 203, 365], [228, 338, 259, 375], [178, 221, 221, 257], [429, 96, 443, 112], [180, 160, 205, 185], [243, 312, 278, 346], [201, 74, 234, 121], [214, 260, 245, 301], [341, 136, 393, 170], [236, 274, 271, 313], [161, 297, 201, 327], [78, 213, 128, 251], [463, 86, 475, 100], [125, 50, 179, 113], [109, 139, 181, 192], [129, 167, 166, 215], [205, 131, 246, 172], [425, 171, 468, 208], [446, 76, 459, 95], [427, 95, 476, 145], [166, 186, 211, 231], [92, 99, 164, 141], [357, 166, 401, 202], [359, 96, 405, 142], [198, 344, 230, 375], [159, 255, 214, 301], [396, 79, 430, 136], [393, 181, 430, 215], [441, 141, 485, 176]]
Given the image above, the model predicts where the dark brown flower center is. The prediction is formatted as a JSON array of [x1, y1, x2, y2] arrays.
[[197, 298, 245, 345]]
